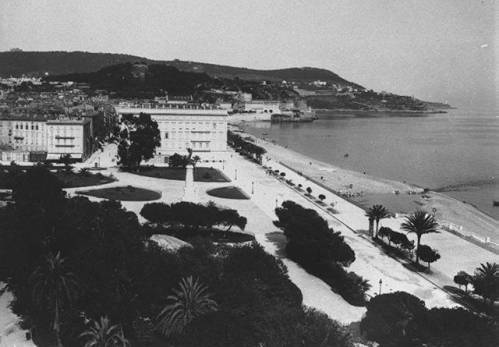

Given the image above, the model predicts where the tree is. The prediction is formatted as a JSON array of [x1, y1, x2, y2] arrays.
[[30, 252, 79, 347], [156, 276, 218, 337], [360, 291, 427, 346], [168, 153, 189, 168], [378, 226, 393, 242], [79, 316, 129, 347], [318, 194, 326, 202], [300, 308, 353, 347], [118, 113, 160, 170], [306, 187, 312, 195], [12, 166, 66, 208], [401, 210, 439, 265], [472, 262, 498, 305], [365, 205, 390, 238], [416, 245, 440, 270], [60, 153, 73, 172], [454, 271, 472, 293], [218, 208, 247, 234], [140, 202, 170, 224]]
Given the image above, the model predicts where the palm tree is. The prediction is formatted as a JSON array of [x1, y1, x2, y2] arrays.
[[79, 316, 129, 347], [156, 276, 218, 337], [401, 210, 439, 265], [30, 252, 78, 347], [365, 205, 390, 238], [472, 262, 498, 305]]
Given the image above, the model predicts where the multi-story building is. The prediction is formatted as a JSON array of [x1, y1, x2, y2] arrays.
[[45, 118, 93, 160], [114, 103, 228, 163], [0, 115, 93, 162], [244, 100, 281, 114]]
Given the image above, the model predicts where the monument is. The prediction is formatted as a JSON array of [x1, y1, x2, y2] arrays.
[[182, 148, 197, 201]]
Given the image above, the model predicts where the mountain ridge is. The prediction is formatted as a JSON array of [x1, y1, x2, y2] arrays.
[[0, 50, 362, 88]]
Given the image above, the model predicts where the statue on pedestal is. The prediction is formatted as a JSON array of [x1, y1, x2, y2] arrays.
[[182, 148, 197, 201]]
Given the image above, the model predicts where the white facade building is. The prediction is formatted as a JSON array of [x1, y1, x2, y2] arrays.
[[114, 103, 228, 163], [45, 119, 93, 160], [0, 117, 93, 162], [243, 100, 281, 114]]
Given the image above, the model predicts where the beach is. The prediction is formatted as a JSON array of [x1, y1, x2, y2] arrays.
[[231, 124, 499, 248]]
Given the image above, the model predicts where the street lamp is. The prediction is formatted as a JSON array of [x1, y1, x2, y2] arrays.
[[251, 181, 254, 195], [235, 169, 238, 180], [379, 279, 383, 295]]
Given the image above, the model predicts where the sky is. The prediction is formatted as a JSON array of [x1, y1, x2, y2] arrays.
[[0, 0, 496, 109]]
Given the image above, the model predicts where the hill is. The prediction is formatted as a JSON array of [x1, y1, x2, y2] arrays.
[[0, 50, 361, 88], [45, 62, 219, 98]]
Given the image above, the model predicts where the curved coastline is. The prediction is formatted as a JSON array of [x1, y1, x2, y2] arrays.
[[231, 123, 499, 246]]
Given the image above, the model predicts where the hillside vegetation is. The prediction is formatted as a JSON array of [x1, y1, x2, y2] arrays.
[[0, 50, 359, 87]]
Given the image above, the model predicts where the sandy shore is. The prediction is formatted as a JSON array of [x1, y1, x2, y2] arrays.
[[232, 125, 499, 246]]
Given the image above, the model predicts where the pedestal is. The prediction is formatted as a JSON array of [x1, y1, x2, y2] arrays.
[[182, 164, 196, 201]]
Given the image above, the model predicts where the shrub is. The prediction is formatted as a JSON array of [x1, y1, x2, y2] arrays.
[[416, 244, 440, 270], [275, 201, 369, 305], [360, 292, 427, 346], [454, 271, 473, 292], [378, 226, 392, 241]]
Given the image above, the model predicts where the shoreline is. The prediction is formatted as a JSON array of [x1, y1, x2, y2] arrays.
[[313, 108, 449, 115], [231, 124, 499, 245]]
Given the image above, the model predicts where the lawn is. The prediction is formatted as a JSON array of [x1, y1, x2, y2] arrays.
[[132, 167, 230, 182], [0, 166, 116, 189], [207, 186, 250, 200], [53, 171, 116, 188], [77, 186, 161, 201]]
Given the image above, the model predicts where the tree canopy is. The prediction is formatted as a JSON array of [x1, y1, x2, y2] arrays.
[[118, 113, 161, 169]]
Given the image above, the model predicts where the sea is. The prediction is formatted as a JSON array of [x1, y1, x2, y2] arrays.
[[242, 109, 499, 220]]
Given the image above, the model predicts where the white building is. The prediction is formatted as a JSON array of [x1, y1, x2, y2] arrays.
[[45, 118, 93, 160], [114, 103, 228, 163], [243, 100, 281, 114], [0, 116, 93, 162]]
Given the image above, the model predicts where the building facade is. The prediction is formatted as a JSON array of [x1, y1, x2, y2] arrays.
[[114, 103, 228, 163], [0, 116, 93, 162]]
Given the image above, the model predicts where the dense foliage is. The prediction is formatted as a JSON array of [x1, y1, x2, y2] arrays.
[[117, 113, 161, 169], [472, 262, 499, 305], [0, 167, 355, 346], [275, 200, 369, 305], [140, 201, 247, 233], [227, 131, 266, 163], [361, 292, 498, 347]]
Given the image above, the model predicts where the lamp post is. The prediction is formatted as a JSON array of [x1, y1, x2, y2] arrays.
[[235, 169, 238, 180], [251, 181, 254, 195], [379, 279, 383, 295]]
